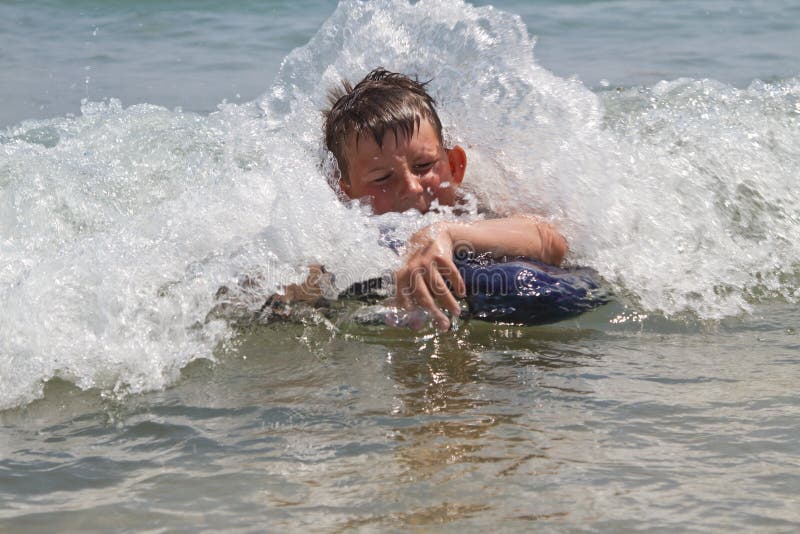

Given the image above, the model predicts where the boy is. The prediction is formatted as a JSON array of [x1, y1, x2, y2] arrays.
[[283, 68, 567, 331]]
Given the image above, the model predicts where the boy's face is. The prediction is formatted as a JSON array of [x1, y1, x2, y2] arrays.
[[339, 120, 467, 215]]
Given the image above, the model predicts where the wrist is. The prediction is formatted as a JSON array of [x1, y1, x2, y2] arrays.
[[441, 222, 475, 257]]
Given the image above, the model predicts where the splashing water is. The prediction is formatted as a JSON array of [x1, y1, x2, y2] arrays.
[[1, 0, 798, 409]]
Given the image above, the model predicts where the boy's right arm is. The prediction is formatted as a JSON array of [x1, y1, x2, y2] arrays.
[[272, 264, 331, 305]]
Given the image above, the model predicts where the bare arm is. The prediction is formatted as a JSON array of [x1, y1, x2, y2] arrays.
[[395, 216, 568, 330], [445, 215, 567, 265]]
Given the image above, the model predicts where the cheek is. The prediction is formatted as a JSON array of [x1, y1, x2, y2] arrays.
[[429, 166, 457, 201], [366, 187, 395, 214], [433, 185, 456, 205]]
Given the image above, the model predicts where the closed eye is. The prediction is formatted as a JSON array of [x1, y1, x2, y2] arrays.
[[414, 162, 435, 172], [372, 174, 391, 183]]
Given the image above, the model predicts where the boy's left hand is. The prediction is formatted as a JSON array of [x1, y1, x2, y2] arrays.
[[394, 223, 466, 331]]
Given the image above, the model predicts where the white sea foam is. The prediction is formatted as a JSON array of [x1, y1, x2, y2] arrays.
[[1, 0, 798, 409]]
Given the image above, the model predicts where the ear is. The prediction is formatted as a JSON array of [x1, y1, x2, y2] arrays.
[[446, 145, 467, 185]]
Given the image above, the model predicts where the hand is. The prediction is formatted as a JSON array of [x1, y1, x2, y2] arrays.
[[394, 223, 466, 331], [277, 264, 331, 305]]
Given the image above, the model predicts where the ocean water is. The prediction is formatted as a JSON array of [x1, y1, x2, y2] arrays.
[[1, 0, 799, 531]]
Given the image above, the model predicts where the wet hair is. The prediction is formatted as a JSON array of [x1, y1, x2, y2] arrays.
[[323, 67, 443, 181]]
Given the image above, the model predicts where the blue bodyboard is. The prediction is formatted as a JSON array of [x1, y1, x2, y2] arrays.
[[454, 254, 609, 325]]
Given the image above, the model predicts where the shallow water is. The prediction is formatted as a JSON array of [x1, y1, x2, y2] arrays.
[[2, 0, 800, 531], [4, 305, 800, 530]]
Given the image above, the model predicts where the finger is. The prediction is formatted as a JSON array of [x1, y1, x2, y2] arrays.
[[411, 270, 450, 331], [437, 256, 466, 298], [430, 267, 461, 317], [394, 268, 413, 310]]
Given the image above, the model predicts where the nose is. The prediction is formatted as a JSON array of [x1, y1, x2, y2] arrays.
[[399, 168, 424, 198]]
